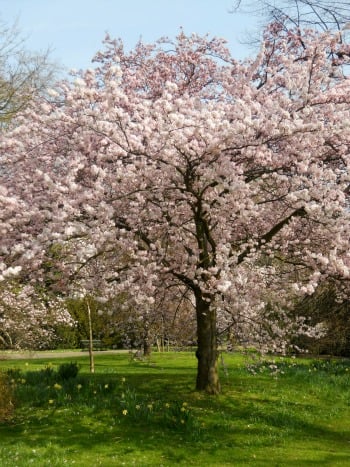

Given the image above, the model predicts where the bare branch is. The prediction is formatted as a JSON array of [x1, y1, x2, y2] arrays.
[[232, 1, 350, 32]]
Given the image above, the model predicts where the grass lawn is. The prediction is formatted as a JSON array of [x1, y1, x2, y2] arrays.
[[0, 351, 350, 466]]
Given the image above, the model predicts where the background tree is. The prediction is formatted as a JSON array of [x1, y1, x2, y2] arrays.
[[107, 282, 197, 355], [0, 18, 57, 127], [232, 1, 350, 31], [292, 281, 350, 356], [0, 282, 73, 350], [0, 18, 62, 351], [1, 27, 350, 394]]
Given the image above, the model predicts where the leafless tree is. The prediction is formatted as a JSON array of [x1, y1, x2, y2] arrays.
[[232, 1, 350, 31], [0, 19, 57, 126]]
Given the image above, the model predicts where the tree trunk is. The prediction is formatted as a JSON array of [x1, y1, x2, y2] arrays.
[[143, 323, 152, 356], [143, 339, 152, 356], [195, 295, 220, 394]]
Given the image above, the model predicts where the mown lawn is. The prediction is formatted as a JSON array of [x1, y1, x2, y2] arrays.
[[0, 351, 350, 466]]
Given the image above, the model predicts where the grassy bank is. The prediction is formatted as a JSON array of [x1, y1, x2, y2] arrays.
[[0, 351, 349, 466]]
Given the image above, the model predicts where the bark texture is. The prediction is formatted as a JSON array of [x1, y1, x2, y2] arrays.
[[195, 295, 220, 394]]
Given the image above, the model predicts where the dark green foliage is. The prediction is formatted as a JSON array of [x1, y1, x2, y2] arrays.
[[61, 297, 125, 350], [6, 363, 79, 409], [0, 372, 14, 422], [57, 362, 79, 380], [23, 365, 55, 385]]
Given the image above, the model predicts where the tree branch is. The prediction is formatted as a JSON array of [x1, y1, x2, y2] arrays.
[[237, 206, 307, 264]]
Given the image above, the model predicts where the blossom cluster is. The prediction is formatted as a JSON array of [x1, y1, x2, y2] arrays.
[[0, 27, 350, 356]]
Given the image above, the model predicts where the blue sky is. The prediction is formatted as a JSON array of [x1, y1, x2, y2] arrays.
[[0, 0, 259, 72]]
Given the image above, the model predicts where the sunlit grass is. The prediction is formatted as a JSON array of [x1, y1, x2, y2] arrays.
[[0, 351, 350, 466]]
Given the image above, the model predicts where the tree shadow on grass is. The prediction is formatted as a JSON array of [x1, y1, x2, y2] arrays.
[[2, 354, 350, 466], [0, 405, 207, 465], [0, 363, 203, 464], [2, 400, 349, 467], [203, 391, 350, 465]]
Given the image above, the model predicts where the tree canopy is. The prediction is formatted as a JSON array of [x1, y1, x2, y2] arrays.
[[1, 25, 350, 392]]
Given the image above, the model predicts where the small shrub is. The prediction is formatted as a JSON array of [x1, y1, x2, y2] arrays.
[[57, 362, 79, 380], [0, 372, 15, 422]]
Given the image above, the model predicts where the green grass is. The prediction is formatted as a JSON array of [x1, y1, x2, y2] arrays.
[[1, 351, 350, 466]]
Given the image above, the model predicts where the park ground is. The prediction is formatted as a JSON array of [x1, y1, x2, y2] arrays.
[[0, 351, 350, 466]]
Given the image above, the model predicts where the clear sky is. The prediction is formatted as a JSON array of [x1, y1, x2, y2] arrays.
[[0, 0, 260, 73]]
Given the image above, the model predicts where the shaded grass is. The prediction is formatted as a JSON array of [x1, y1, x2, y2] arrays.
[[0, 352, 350, 466]]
